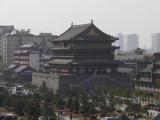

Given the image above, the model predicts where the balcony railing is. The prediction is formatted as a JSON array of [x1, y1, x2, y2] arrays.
[[135, 86, 160, 93]]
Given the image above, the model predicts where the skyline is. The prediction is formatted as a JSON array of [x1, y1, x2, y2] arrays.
[[0, 0, 160, 48]]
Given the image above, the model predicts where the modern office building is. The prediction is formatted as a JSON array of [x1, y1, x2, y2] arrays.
[[0, 25, 15, 57], [151, 33, 160, 53], [0, 25, 14, 35], [117, 33, 125, 51], [125, 34, 139, 51]]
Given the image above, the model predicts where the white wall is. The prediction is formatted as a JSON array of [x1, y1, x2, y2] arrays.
[[32, 72, 59, 93], [152, 33, 160, 53], [29, 52, 40, 71]]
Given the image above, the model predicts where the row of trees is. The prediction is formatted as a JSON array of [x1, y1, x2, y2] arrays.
[[0, 84, 56, 120], [0, 78, 143, 120]]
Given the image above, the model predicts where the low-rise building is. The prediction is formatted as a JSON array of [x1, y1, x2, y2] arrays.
[[115, 48, 151, 61], [134, 53, 160, 94], [6, 64, 36, 82], [14, 43, 41, 71], [14, 65, 36, 82], [0, 108, 17, 120]]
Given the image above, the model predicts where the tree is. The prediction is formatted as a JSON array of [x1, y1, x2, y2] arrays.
[[73, 97, 80, 113], [67, 96, 73, 109], [127, 103, 141, 113], [26, 99, 41, 120], [119, 114, 130, 120], [56, 99, 65, 109], [126, 103, 141, 119], [81, 95, 90, 120], [2, 95, 15, 108], [39, 86, 56, 120], [14, 98, 26, 116], [42, 101, 56, 120]]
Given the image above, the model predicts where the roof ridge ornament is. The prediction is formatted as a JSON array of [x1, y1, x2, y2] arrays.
[[71, 22, 74, 27], [91, 19, 93, 24]]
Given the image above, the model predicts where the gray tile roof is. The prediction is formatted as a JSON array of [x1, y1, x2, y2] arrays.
[[14, 65, 28, 73], [154, 69, 160, 74], [53, 23, 117, 41], [139, 64, 153, 73], [54, 23, 91, 41], [152, 113, 160, 120]]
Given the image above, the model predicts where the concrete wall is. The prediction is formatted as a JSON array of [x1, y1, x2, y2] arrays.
[[29, 52, 40, 71], [32, 72, 59, 93]]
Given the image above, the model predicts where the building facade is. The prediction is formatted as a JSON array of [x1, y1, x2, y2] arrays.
[[125, 34, 139, 51], [0, 25, 14, 35], [0, 30, 44, 64], [117, 33, 125, 51], [151, 33, 160, 53], [32, 22, 137, 95], [49, 22, 119, 75], [134, 53, 160, 94], [14, 43, 41, 71], [32, 72, 59, 93], [0, 25, 15, 57]]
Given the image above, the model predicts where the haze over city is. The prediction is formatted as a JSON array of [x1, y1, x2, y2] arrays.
[[2, 0, 160, 120], [0, 0, 160, 48]]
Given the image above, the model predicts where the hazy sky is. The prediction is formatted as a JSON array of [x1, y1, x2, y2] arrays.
[[0, 0, 160, 48]]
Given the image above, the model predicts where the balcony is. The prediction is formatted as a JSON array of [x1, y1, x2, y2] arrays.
[[136, 77, 152, 83], [136, 87, 154, 92], [135, 86, 160, 93], [154, 88, 160, 93]]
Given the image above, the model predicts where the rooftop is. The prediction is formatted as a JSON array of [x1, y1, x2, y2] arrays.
[[53, 22, 117, 41], [139, 64, 153, 73], [54, 23, 91, 41], [20, 43, 35, 48]]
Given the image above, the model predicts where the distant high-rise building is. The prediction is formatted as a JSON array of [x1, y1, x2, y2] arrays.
[[0, 25, 14, 35], [117, 33, 125, 51], [125, 34, 139, 51], [151, 33, 160, 53], [0, 31, 44, 64]]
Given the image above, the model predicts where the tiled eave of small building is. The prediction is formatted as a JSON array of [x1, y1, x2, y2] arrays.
[[48, 59, 118, 65], [51, 46, 119, 51]]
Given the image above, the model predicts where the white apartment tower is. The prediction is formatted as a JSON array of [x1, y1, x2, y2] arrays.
[[151, 33, 160, 53], [125, 34, 139, 51]]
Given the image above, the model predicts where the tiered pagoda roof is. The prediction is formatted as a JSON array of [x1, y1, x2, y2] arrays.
[[52, 22, 118, 42], [49, 21, 119, 75]]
